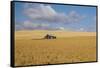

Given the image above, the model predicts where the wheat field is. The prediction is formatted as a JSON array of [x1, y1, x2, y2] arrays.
[[15, 30, 96, 66]]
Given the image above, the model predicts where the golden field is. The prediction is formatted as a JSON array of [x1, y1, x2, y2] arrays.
[[15, 30, 97, 66]]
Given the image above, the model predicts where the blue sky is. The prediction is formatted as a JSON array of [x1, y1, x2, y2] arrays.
[[14, 2, 96, 32]]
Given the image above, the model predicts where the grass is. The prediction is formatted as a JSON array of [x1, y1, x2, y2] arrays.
[[15, 30, 96, 66]]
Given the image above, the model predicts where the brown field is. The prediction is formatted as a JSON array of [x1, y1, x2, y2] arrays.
[[15, 30, 97, 66]]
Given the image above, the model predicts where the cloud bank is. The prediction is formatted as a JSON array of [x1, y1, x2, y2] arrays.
[[24, 3, 85, 23], [15, 3, 86, 31]]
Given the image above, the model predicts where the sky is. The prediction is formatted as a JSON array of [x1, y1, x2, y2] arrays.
[[14, 2, 97, 32]]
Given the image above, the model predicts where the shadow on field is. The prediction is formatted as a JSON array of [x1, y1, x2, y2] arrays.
[[32, 38, 44, 40], [32, 38, 57, 40]]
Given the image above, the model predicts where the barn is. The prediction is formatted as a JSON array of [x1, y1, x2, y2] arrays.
[[44, 34, 56, 39]]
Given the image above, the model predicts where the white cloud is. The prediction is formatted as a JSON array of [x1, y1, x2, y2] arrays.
[[66, 11, 85, 23], [23, 3, 85, 23], [15, 20, 51, 30], [79, 28, 84, 31], [24, 4, 57, 21], [23, 20, 34, 28], [58, 27, 65, 30]]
